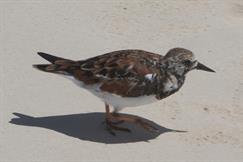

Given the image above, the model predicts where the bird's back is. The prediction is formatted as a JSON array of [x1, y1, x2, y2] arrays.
[[74, 49, 164, 97], [34, 50, 168, 97]]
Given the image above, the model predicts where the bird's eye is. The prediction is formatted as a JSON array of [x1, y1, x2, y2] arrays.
[[183, 60, 192, 66]]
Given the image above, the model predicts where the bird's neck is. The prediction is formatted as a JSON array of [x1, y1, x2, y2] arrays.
[[156, 70, 185, 100], [165, 71, 185, 90]]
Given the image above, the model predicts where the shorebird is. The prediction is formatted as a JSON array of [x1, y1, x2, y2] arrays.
[[33, 48, 215, 135]]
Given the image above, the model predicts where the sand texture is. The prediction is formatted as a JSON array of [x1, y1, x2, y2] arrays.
[[1, 0, 243, 161]]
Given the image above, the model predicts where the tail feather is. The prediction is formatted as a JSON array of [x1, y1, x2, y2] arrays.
[[33, 64, 57, 72], [37, 52, 69, 64], [33, 52, 76, 75]]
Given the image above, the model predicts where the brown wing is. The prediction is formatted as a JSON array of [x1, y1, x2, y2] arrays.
[[71, 50, 164, 97]]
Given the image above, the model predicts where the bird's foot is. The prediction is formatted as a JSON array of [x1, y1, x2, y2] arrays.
[[105, 119, 131, 136], [112, 113, 159, 133]]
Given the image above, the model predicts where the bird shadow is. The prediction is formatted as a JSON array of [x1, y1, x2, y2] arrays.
[[10, 112, 186, 144]]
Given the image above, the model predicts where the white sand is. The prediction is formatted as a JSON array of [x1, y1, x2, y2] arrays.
[[1, 0, 243, 161]]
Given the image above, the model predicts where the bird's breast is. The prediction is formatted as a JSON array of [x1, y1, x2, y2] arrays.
[[162, 75, 179, 94]]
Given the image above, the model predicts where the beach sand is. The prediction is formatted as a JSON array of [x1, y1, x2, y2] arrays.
[[1, 0, 243, 161]]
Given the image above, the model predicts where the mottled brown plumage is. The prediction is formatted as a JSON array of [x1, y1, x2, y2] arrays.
[[77, 50, 163, 97]]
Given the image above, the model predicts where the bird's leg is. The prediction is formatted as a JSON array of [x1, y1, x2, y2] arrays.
[[105, 103, 131, 135], [104, 104, 119, 124], [111, 113, 159, 133], [110, 108, 125, 125]]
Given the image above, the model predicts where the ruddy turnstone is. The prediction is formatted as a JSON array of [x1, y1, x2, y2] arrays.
[[33, 48, 215, 135]]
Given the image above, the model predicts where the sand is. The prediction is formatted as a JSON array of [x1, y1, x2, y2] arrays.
[[1, 0, 243, 161]]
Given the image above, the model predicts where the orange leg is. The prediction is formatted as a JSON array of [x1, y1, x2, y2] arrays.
[[105, 103, 131, 135]]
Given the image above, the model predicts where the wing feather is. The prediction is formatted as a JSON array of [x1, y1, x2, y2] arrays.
[[72, 50, 164, 97]]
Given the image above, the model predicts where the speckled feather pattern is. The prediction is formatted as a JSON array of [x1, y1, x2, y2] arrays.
[[75, 50, 164, 97], [34, 48, 205, 109]]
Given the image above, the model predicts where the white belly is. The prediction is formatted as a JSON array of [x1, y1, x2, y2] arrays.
[[62, 75, 158, 111], [101, 92, 157, 111]]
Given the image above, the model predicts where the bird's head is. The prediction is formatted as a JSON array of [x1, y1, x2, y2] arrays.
[[163, 48, 215, 76]]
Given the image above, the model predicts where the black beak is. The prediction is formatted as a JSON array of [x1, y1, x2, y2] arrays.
[[196, 62, 215, 72]]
